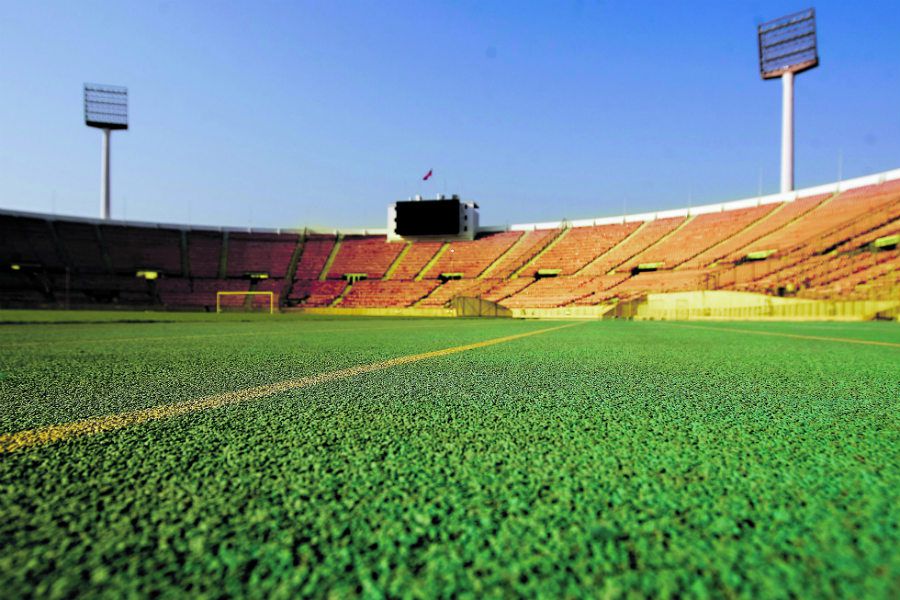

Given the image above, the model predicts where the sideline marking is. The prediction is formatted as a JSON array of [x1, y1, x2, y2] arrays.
[[666, 323, 900, 348], [0, 322, 581, 453]]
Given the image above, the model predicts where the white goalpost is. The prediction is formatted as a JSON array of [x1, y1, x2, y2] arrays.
[[216, 291, 275, 314]]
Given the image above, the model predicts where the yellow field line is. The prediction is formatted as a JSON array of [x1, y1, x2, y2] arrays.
[[0, 322, 581, 453], [666, 323, 900, 348], [1, 322, 485, 348]]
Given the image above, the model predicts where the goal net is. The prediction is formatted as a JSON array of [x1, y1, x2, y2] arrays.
[[216, 291, 275, 314]]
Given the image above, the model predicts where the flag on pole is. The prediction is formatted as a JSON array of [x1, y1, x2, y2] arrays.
[[422, 169, 433, 181]]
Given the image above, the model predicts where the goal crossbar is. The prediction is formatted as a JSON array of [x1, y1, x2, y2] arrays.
[[216, 291, 275, 314]]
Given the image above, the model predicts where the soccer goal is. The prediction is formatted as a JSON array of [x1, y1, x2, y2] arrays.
[[216, 291, 275, 314]]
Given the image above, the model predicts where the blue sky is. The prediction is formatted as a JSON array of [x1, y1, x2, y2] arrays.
[[0, 1, 898, 230]]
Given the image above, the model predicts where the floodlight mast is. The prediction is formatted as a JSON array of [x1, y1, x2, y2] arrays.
[[758, 9, 818, 193], [84, 84, 128, 219]]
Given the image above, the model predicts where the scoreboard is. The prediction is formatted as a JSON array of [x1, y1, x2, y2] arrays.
[[388, 196, 478, 241], [394, 198, 462, 236]]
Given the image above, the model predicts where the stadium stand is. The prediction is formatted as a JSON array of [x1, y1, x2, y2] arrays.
[[0, 215, 66, 269], [500, 277, 595, 308], [2, 172, 899, 310], [55, 222, 108, 273], [294, 235, 336, 280], [486, 228, 561, 278], [418, 232, 521, 279], [521, 223, 640, 276], [578, 217, 685, 276], [101, 224, 183, 275], [387, 242, 444, 280], [290, 280, 347, 307], [226, 232, 298, 278], [733, 190, 897, 260], [631, 205, 776, 269], [326, 236, 405, 280], [187, 232, 223, 278], [417, 278, 505, 307], [340, 280, 439, 308]]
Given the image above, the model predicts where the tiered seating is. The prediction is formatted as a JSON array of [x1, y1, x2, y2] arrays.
[[339, 280, 439, 308], [736, 187, 899, 259], [102, 225, 182, 275], [158, 278, 248, 309], [486, 229, 560, 278], [294, 235, 335, 280], [417, 278, 504, 307], [630, 205, 775, 269], [800, 249, 899, 299], [570, 274, 632, 305], [253, 277, 288, 298], [522, 223, 639, 276], [0, 216, 64, 269], [686, 195, 823, 266], [0, 270, 48, 306], [291, 280, 346, 307], [187, 232, 223, 278], [606, 270, 709, 300], [835, 218, 900, 251], [226, 232, 298, 277], [326, 236, 404, 280], [388, 242, 443, 280], [56, 222, 107, 273], [481, 278, 537, 303], [579, 217, 685, 276], [419, 232, 521, 279], [500, 277, 595, 308]]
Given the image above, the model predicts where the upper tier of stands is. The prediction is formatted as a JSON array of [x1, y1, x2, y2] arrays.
[[627, 205, 775, 270], [325, 236, 405, 280], [387, 242, 443, 280], [294, 235, 335, 280], [578, 216, 685, 276], [226, 232, 297, 278], [521, 222, 639, 276], [101, 224, 183, 275], [419, 232, 522, 279]]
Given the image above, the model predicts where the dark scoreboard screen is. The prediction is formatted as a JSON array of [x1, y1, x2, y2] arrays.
[[394, 199, 461, 236]]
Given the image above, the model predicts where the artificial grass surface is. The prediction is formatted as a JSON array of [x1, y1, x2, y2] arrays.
[[1, 314, 898, 598]]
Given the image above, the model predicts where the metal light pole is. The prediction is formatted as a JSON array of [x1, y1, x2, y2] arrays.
[[758, 9, 818, 194], [84, 84, 128, 220], [780, 71, 794, 192], [101, 128, 111, 219]]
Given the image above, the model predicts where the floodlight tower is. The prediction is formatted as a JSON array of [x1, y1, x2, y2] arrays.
[[758, 9, 818, 193], [84, 84, 128, 220]]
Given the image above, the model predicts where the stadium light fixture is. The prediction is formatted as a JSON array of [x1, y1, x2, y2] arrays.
[[758, 9, 818, 193], [84, 83, 128, 220]]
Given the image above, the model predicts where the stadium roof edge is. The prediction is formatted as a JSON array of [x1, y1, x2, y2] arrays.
[[0, 208, 389, 237], [509, 166, 900, 231], [1, 166, 898, 236]]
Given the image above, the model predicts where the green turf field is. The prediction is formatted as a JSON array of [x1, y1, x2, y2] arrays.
[[1, 312, 898, 598]]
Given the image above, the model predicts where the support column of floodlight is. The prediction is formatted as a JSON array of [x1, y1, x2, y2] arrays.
[[758, 9, 818, 194], [781, 71, 794, 193], [84, 84, 128, 220], [101, 128, 111, 219]]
